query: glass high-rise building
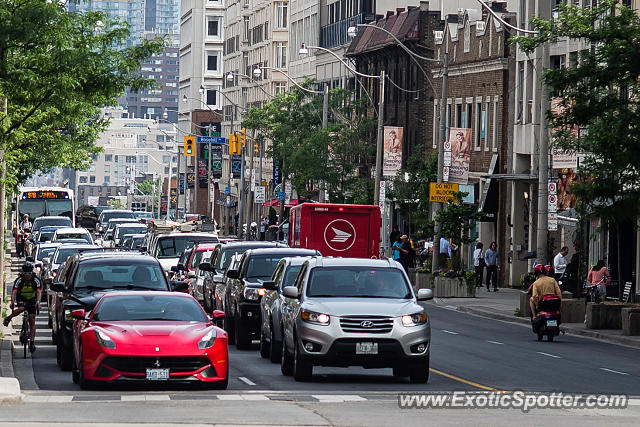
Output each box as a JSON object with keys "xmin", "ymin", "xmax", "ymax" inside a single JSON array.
[{"xmin": 68, "ymin": 0, "xmax": 146, "ymax": 47}]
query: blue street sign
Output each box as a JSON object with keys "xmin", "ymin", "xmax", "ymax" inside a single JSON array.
[
  {"xmin": 278, "ymin": 191, "xmax": 285, "ymax": 201},
  {"xmin": 197, "ymin": 136, "xmax": 226, "ymax": 144},
  {"xmin": 225, "ymin": 186, "xmax": 231, "ymax": 195}
]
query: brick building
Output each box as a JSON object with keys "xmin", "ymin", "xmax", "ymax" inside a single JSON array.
[
  {"xmin": 431, "ymin": 3, "xmax": 515, "ymax": 284},
  {"xmin": 346, "ymin": 2, "xmax": 443, "ymax": 240}
]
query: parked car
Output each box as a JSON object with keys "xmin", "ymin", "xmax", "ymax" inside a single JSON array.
[
  {"xmin": 189, "ymin": 252, "xmax": 213, "ymax": 304},
  {"xmin": 200, "ymin": 241, "xmax": 289, "ymax": 313},
  {"xmin": 32, "ymin": 216, "xmax": 73, "ymax": 233},
  {"xmin": 260, "ymin": 256, "xmax": 312, "ymax": 362},
  {"xmin": 52, "ymin": 227, "xmax": 93, "ymax": 244},
  {"xmin": 100, "ymin": 219, "xmax": 142, "ymax": 247},
  {"xmin": 33, "ymin": 242, "xmax": 63, "ymax": 286},
  {"xmin": 26, "ymin": 226, "xmax": 63, "ymax": 257},
  {"xmin": 212, "ymin": 253, "xmax": 243, "ymax": 322},
  {"xmin": 49, "ymin": 252, "xmax": 188, "ymax": 370},
  {"xmin": 76, "ymin": 205, "xmax": 110, "ymax": 231},
  {"xmin": 224, "ymin": 248, "xmax": 321, "ymax": 349},
  {"xmin": 134, "ymin": 211, "xmax": 154, "ymax": 223},
  {"xmin": 71, "ymin": 292, "xmax": 227, "ymax": 389},
  {"xmin": 42, "ymin": 243, "xmax": 104, "ymax": 291},
  {"xmin": 279, "ymin": 257, "xmax": 433, "ymax": 382},
  {"xmin": 95, "ymin": 210, "xmax": 136, "ymax": 235}
]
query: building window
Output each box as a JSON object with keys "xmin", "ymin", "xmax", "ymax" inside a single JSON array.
[
  {"xmin": 163, "ymin": 155, "xmax": 171, "ymax": 163},
  {"xmin": 465, "ymin": 104, "xmax": 472, "ymax": 128},
  {"xmin": 485, "ymin": 101, "xmax": 491, "ymax": 151},
  {"xmin": 207, "ymin": 52, "xmax": 218, "ymax": 71},
  {"xmin": 275, "ymin": 82, "xmax": 286, "ymax": 95},
  {"xmin": 446, "ymin": 103, "xmax": 452, "ymax": 137},
  {"xmin": 433, "ymin": 100, "xmax": 439, "ymax": 149},
  {"xmin": 456, "ymin": 103, "xmax": 462, "ymax": 128},
  {"xmin": 207, "ymin": 17, "xmax": 220, "ymax": 37},
  {"xmin": 79, "ymin": 176, "xmax": 87, "ymax": 184},
  {"xmin": 104, "ymin": 164, "xmax": 111, "ymax": 174},
  {"xmin": 276, "ymin": 2, "xmax": 288, "ymax": 29},
  {"xmin": 104, "ymin": 176, "xmax": 110, "ymax": 184},
  {"xmin": 517, "ymin": 61, "xmax": 524, "ymax": 123},
  {"xmin": 105, "ymin": 154, "xmax": 112, "ymax": 162},
  {"xmin": 206, "ymin": 89, "xmax": 217, "ymax": 106},
  {"xmin": 493, "ymin": 97, "xmax": 499, "ymax": 151},
  {"xmin": 89, "ymin": 176, "xmax": 96, "ymax": 184},
  {"xmin": 475, "ymin": 102, "xmax": 482, "ymax": 149},
  {"xmin": 244, "ymin": 17, "xmax": 250, "ymax": 41},
  {"xmin": 276, "ymin": 42, "xmax": 287, "ymax": 68}
]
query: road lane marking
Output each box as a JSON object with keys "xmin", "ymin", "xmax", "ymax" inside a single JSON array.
[
  {"xmin": 536, "ymin": 351, "xmax": 561, "ymax": 358},
  {"xmin": 600, "ymin": 367, "xmax": 629, "ymax": 376},
  {"xmin": 429, "ymin": 368, "xmax": 506, "ymax": 393},
  {"xmin": 23, "ymin": 395, "xmax": 73, "ymax": 403},
  {"xmin": 312, "ymin": 395, "xmax": 367, "ymax": 402},
  {"xmin": 216, "ymin": 394, "xmax": 244, "ymax": 400},
  {"xmin": 239, "ymin": 376, "xmax": 256, "ymax": 386},
  {"xmin": 441, "ymin": 330, "xmax": 459, "ymax": 335},
  {"xmin": 241, "ymin": 394, "xmax": 269, "ymax": 401},
  {"xmin": 120, "ymin": 394, "xmax": 170, "ymax": 401},
  {"xmin": 487, "ymin": 340, "xmax": 503, "ymax": 345}
]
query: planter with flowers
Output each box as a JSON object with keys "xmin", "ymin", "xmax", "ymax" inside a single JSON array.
[{"xmin": 432, "ymin": 269, "xmax": 476, "ymax": 298}]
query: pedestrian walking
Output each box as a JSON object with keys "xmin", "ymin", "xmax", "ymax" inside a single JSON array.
[
  {"xmin": 484, "ymin": 241, "xmax": 501, "ymax": 291},
  {"xmin": 260, "ymin": 217, "xmax": 268, "ymax": 241},
  {"xmin": 553, "ymin": 246, "xmax": 569, "ymax": 282},
  {"xmin": 389, "ymin": 226, "xmax": 401, "ymax": 250},
  {"xmin": 587, "ymin": 260, "xmax": 610, "ymax": 302},
  {"xmin": 473, "ymin": 242, "xmax": 485, "ymax": 288},
  {"xmin": 391, "ymin": 237, "xmax": 403, "ymax": 262},
  {"xmin": 398, "ymin": 235, "xmax": 411, "ymax": 272}
]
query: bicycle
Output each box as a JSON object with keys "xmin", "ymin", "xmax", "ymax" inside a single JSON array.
[{"xmin": 18, "ymin": 306, "xmax": 30, "ymax": 359}]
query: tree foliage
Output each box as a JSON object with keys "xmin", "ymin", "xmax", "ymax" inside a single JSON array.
[
  {"xmin": 136, "ymin": 178, "xmax": 161, "ymax": 196},
  {"xmin": 0, "ymin": 0, "xmax": 165, "ymax": 190},
  {"xmin": 388, "ymin": 150, "xmax": 438, "ymax": 237},
  {"xmin": 242, "ymin": 84, "xmax": 375, "ymax": 203},
  {"xmin": 512, "ymin": 0, "xmax": 640, "ymax": 226}
]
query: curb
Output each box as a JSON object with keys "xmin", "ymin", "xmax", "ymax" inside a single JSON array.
[
  {"xmin": 455, "ymin": 306, "xmax": 640, "ymax": 349},
  {"xmin": 0, "ymin": 378, "xmax": 22, "ymax": 404}
]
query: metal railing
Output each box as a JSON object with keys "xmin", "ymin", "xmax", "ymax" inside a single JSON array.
[{"xmin": 320, "ymin": 13, "xmax": 365, "ymax": 49}]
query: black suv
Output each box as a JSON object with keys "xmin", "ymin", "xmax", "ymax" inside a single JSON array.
[
  {"xmin": 199, "ymin": 241, "xmax": 288, "ymax": 313},
  {"xmin": 75, "ymin": 205, "xmax": 110, "ymax": 231},
  {"xmin": 48, "ymin": 252, "xmax": 188, "ymax": 370},
  {"xmin": 224, "ymin": 248, "xmax": 320, "ymax": 349}
]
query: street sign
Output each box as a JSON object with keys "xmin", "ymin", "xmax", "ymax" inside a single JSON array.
[
  {"xmin": 429, "ymin": 182, "xmax": 459, "ymax": 203},
  {"xmin": 197, "ymin": 136, "xmax": 226, "ymax": 144},
  {"xmin": 548, "ymin": 212, "xmax": 558, "ymax": 231},
  {"xmin": 284, "ymin": 180, "xmax": 292, "ymax": 204},
  {"xmin": 443, "ymin": 166, "xmax": 450, "ymax": 182},
  {"xmin": 251, "ymin": 169, "xmax": 256, "ymax": 191},
  {"xmin": 278, "ymin": 191, "xmax": 285, "ymax": 201},
  {"xmin": 225, "ymin": 186, "xmax": 230, "ymax": 195},
  {"xmin": 444, "ymin": 151, "xmax": 452, "ymax": 167},
  {"xmin": 444, "ymin": 141, "xmax": 452, "ymax": 151},
  {"xmin": 548, "ymin": 194, "xmax": 558, "ymax": 212},
  {"xmin": 254, "ymin": 186, "xmax": 266, "ymax": 203},
  {"xmin": 380, "ymin": 180, "xmax": 386, "ymax": 201}
]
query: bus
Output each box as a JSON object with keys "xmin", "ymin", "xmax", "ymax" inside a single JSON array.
[{"xmin": 14, "ymin": 187, "xmax": 75, "ymax": 230}]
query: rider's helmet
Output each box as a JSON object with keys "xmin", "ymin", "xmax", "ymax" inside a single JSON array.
[
  {"xmin": 22, "ymin": 263, "xmax": 34, "ymax": 273},
  {"xmin": 534, "ymin": 264, "xmax": 545, "ymax": 276},
  {"xmin": 544, "ymin": 265, "xmax": 553, "ymax": 275}
]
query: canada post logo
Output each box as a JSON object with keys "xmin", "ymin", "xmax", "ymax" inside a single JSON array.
[{"xmin": 323, "ymin": 219, "xmax": 356, "ymax": 252}]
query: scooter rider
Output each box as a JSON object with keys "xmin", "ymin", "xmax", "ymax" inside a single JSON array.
[
  {"xmin": 529, "ymin": 265, "xmax": 562, "ymax": 319},
  {"xmin": 3, "ymin": 263, "xmax": 42, "ymax": 353}
]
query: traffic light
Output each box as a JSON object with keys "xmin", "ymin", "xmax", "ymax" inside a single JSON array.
[
  {"xmin": 238, "ymin": 128, "xmax": 246, "ymax": 148},
  {"xmin": 254, "ymin": 141, "xmax": 260, "ymax": 154},
  {"xmin": 184, "ymin": 136, "xmax": 195, "ymax": 156},
  {"xmin": 229, "ymin": 133, "xmax": 238, "ymax": 155}
]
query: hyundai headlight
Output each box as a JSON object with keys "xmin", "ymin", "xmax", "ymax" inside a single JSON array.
[
  {"xmin": 94, "ymin": 329, "xmax": 116, "ymax": 349},
  {"xmin": 401, "ymin": 312, "xmax": 428, "ymax": 326},
  {"xmin": 301, "ymin": 310, "xmax": 330, "ymax": 325},
  {"xmin": 198, "ymin": 329, "xmax": 216, "ymax": 349}
]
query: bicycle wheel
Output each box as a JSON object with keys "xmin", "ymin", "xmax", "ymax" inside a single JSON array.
[{"xmin": 23, "ymin": 318, "xmax": 29, "ymax": 359}]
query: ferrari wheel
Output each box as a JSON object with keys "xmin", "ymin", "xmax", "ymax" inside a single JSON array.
[{"xmin": 77, "ymin": 345, "xmax": 97, "ymax": 390}]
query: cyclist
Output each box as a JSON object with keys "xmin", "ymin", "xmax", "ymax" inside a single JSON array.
[{"xmin": 3, "ymin": 263, "xmax": 42, "ymax": 353}]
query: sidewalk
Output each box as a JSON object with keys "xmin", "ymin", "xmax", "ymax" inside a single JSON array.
[
  {"xmin": 431, "ymin": 288, "xmax": 640, "ymax": 349},
  {"xmin": 1, "ymin": 246, "xmax": 23, "ymax": 404}
]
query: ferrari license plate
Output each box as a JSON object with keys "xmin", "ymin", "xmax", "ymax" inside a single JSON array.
[
  {"xmin": 146, "ymin": 368, "xmax": 169, "ymax": 380},
  {"xmin": 547, "ymin": 320, "xmax": 558, "ymax": 327},
  {"xmin": 355, "ymin": 342, "xmax": 378, "ymax": 355}
]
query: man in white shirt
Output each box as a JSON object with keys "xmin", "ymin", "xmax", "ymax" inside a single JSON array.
[
  {"xmin": 473, "ymin": 242, "xmax": 484, "ymax": 287},
  {"xmin": 553, "ymin": 246, "xmax": 569, "ymax": 282}
]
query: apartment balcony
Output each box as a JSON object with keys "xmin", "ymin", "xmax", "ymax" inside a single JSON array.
[{"xmin": 320, "ymin": 13, "xmax": 366, "ymax": 50}]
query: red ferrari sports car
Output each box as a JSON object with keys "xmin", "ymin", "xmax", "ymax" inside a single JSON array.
[{"xmin": 71, "ymin": 291, "xmax": 228, "ymax": 389}]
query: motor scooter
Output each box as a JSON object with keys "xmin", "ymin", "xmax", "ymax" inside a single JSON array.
[{"xmin": 532, "ymin": 295, "xmax": 561, "ymax": 342}]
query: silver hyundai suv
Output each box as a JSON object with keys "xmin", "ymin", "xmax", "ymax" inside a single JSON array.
[{"xmin": 280, "ymin": 257, "xmax": 433, "ymax": 383}]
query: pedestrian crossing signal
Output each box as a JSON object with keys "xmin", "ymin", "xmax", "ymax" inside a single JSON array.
[{"xmin": 184, "ymin": 136, "xmax": 195, "ymax": 156}]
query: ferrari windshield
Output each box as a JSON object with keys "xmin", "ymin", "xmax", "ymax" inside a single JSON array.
[
  {"xmin": 73, "ymin": 259, "xmax": 168, "ymax": 291},
  {"xmin": 93, "ymin": 294, "xmax": 207, "ymax": 322}
]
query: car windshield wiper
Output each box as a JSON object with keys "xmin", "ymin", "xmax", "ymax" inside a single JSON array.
[
  {"xmin": 76, "ymin": 285, "xmax": 113, "ymax": 291},
  {"xmin": 111, "ymin": 284, "xmax": 163, "ymax": 290}
]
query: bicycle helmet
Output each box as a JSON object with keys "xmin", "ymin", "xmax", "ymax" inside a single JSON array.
[
  {"xmin": 22, "ymin": 263, "xmax": 34, "ymax": 273},
  {"xmin": 544, "ymin": 265, "xmax": 553, "ymax": 275}
]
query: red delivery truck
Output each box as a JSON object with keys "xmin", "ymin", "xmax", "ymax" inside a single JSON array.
[{"xmin": 288, "ymin": 203, "xmax": 381, "ymax": 258}]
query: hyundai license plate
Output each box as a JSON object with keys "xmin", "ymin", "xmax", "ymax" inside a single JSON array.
[
  {"xmin": 546, "ymin": 320, "xmax": 558, "ymax": 327},
  {"xmin": 355, "ymin": 342, "xmax": 378, "ymax": 355},
  {"xmin": 146, "ymin": 368, "xmax": 169, "ymax": 380}
]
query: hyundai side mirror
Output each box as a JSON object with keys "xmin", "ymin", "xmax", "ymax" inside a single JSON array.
[
  {"xmin": 282, "ymin": 286, "xmax": 299, "ymax": 299},
  {"xmin": 50, "ymin": 282, "xmax": 66, "ymax": 293},
  {"xmin": 199, "ymin": 262, "xmax": 213, "ymax": 272},
  {"xmin": 417, "ymin": 288, "xmax": 434, "ymax": 301}
]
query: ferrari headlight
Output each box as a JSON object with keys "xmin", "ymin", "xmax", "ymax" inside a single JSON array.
[
  {"xmin": 243, "ymin": 287, "xmax": 263, "ymax": 300},
  {"xmin": 94, "ymin": 329, "xmax": 116, "ymax": 349},
  {"xmin": 198, "ymin": 329, "xmax": 216, "ymax": 349},
  {"xmin": 301, "ymin": 310, "xmax": 330, "ymax": 325},
  {"xmin": 401, "ymin": 312, "xmax": 428, "ymax": 326}
]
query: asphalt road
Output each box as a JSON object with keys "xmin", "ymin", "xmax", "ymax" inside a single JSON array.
[{"xmin": 4, "ymin": 293, "xmax": 640, "ymax": 426}]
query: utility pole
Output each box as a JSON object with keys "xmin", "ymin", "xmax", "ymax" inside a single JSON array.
[
  {"xmin": 536, "ymin": 43, "xmax": 551, "ymax": 264},
  {"xmin": 373, "ymin": 70, "xmax": 386, "ymax": 208},
  {"xmin": 432, "ymin": 53, "xmax": 448, "ymax": 271},
  {"xmin": 193, "ymin": 127, "xmax": 198, "ymax": 217},
  {"xmin": 207, "ymin": 125, "xmax": 213, "ymax": 221},
  {"xmin": 0, "ymin": 97, "xmax": 6, "ymax": 298},
  {"xmin": 227, "ymin": 112, "xmax": 234, "ymax": 236}
]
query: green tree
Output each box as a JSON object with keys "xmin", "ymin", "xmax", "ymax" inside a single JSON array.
[
  {"xmin": 388, "ymin": 151, "xmax": 438, "ymax": 237},
  {"xmin": 107, "ymin": 199, "xmax": 125, "ymax": 210},
  {"xmin": 512, "ymin": 0, "xmax": 640, "ymax": 288},
  {"xmin": 136, "ymin": 179, "xmax": 161, "ymax": 196},
  {"xmin": 0, "ymin": 1, "xmax": 165, "ymax": 190},
  {"xmin": 436, "ymin": 192, "xmax": 486, "ymax": 271}
]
